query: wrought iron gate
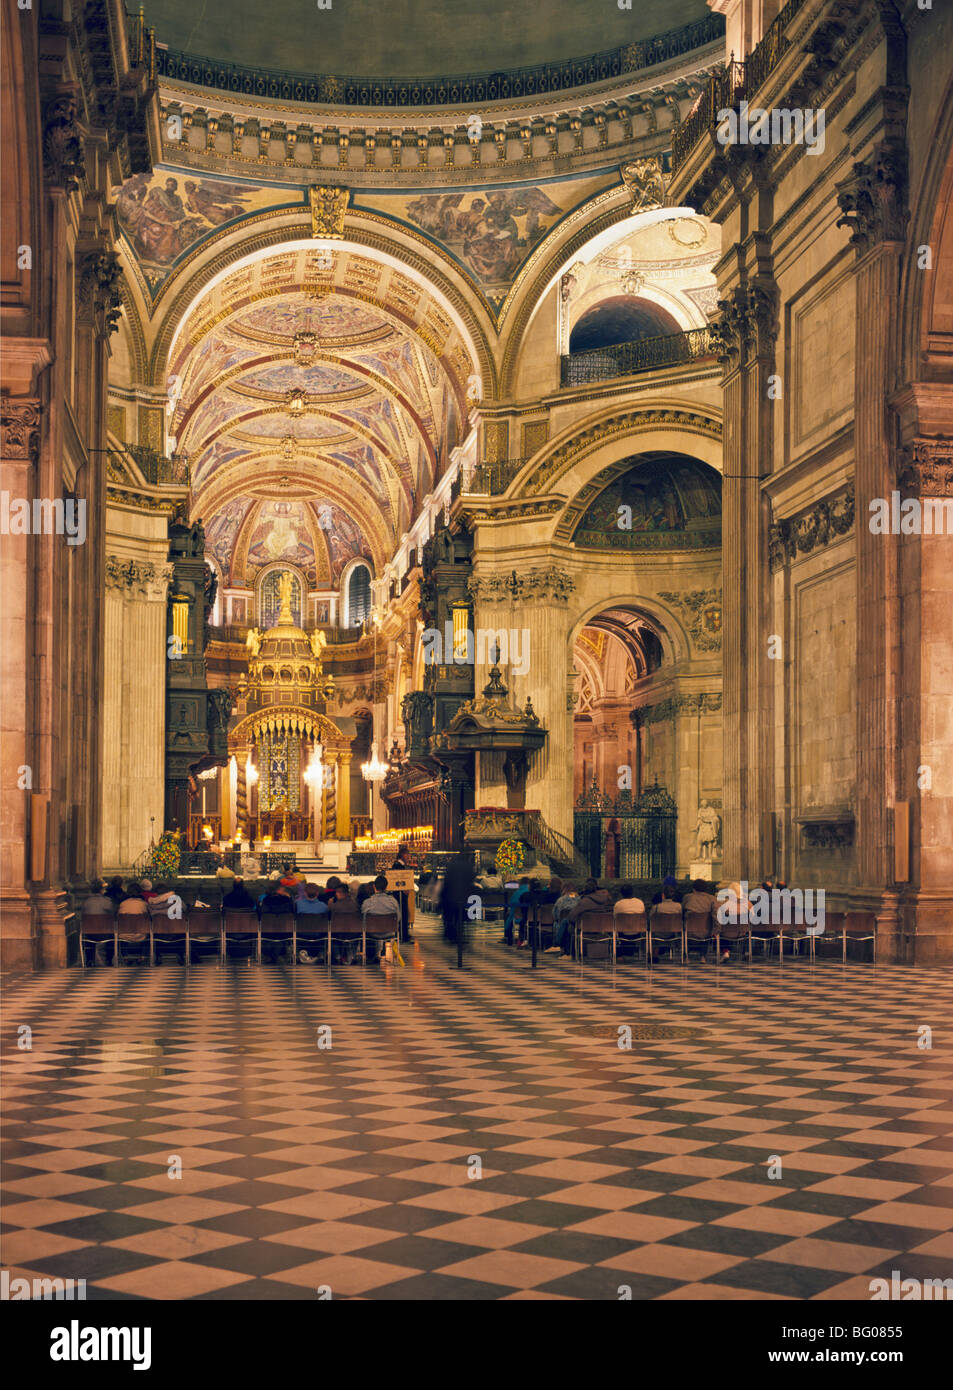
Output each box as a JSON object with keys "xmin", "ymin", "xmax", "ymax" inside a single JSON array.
[{"xmin": 573, "ymin": 780, "xmax": 677, "ymax": 881}]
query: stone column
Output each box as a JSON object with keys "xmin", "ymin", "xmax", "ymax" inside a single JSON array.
[
  {"xmin": 837, "ymin": 146, "xmax": 907, "ymax": 948},
  {"xmin": 324, "ymin": 751, "xmax": 338, "ymax": 839},
  {"xmin": 0, "ymin": 400, "xmax": 42, "ymax": 970},
  {"xmin": 336, "ymin": 752, "xmax": 352, "ymax": 839},
  {"xmin": 716, "ymin": 282, "xmax": 778, "ymax": 879},
  {"xmin": 101, "ymin": 559, "xmax": 172, "ymax": 868}
]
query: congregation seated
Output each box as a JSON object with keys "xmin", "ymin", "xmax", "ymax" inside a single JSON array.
[
  {"xmin": 259, "ymin": 883, "xmax": 294, "ymax": 962},
  {"xmin": 569, "ymin": 878, "xmax": 612, "ymax": 921},
  {"xmin": 360, "ymin": 874, "xmax": 401, "ymax": 964}
]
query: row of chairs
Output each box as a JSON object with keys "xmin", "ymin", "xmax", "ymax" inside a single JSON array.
[
  {"xmin": 79, "ymin": 907, "xmax": 399, "ymax": 966},
  {"xmin": 519, "ymin": 906, "xmax": 876, "ymax": 965}
]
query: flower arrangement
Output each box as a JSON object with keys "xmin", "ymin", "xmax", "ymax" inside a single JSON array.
[
  {"xmin": 151, "ymin": 831, "xmax": 181, "ymax": 879},
  {"xmin": 495, "ymin": 838, "xmax": 525, "ymax": 876}
]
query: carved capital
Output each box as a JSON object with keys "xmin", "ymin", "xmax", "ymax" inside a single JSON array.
[
  {"xmin": 897, "ymin": 439, "xmax": 953, "ymax": 497},
  {"xmin": 0, "ymin": 401, "xmax": 42, "ymax": 461},
  {"xmin": 105, "ymin": 557, "xmax": 174, "ymax": 601},
  {"xmin": 620, "ymin": 156, "xmax": 666, "ymax": 212},
  {"xmin": 714, "ymin": 283, "xmax": 779, "ymax": 363},
  {"xmin": 468, "ymin": 567, "xmax": 575, "ymax": 604},
  {"xmin": 836, "ymin": 145, "xmax": 908, "ymax": 257}
]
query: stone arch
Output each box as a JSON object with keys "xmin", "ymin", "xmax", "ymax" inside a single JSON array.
[
  {"xmin": 900, "ymin": 71, "xmax": 953, "ymax": 382},
  {"xmin": 145, "ymin": 216, "xmax": 497, "ymax": 398},
  {"xmin": 512, "ymin": 399, "xmax": 723, "ymax": 505}
]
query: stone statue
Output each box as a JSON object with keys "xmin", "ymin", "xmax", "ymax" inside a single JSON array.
[
  {"xmin": 245, "ymin": 627, "xmax": 263, "ymax": 657},
  {"xmin": 309, "ymin": 628, "xmax": 327, "ymax": 661},
  {"xmin": 694, "ymin": 800, "xmax": 721, "ymax": 860}
]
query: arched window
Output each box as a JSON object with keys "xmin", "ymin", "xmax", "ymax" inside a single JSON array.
[
  {"xmin": 344, "ymin": 562, "xmax": 372, "ymax": 628},
  {"xmin": 569, "ymin": 296, "xmax": 681, "ymax": 353}
]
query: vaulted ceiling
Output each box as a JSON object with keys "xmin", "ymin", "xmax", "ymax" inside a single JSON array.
[{"xmin": 168, "ymin": 244, "xmax": 470, "ymax": 588}]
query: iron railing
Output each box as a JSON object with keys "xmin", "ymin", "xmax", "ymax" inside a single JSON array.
[
  {"xmin": 110, "ymin": 446, "xmax": 190, "ymax": 487},
  {"xmin": 459, "ymin": 458, "xmax": 527, "ymax": 497},
  {"xmin": 153, "ymin": 14, "xmax": 724, "ymax": 108},
  {"xmin": 671, "ymin": 0, "xmax": 808, "ymax": 172},
  {"xmin": 561, "ymin": 326, "xmax": 716, "ymax": 388}
]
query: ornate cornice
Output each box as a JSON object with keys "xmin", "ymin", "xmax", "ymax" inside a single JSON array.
[
  {"xmin": 639, "ymin": 691, "xmax": 723, "ymax": 725},
  {"xmin": 836, "ymin": 143, "xmax": 909, "ymax": 257},
  {"xmin": 656, "ymin": 588, "xmax": 723, "ymax": 652},
  {"xmin": 468, "ymin": 566, "xmax": 575, "ymax": 603},
  {"xmin": 459, "ymin": 498, "xmax": 564, "ymax": 524},
  {"xmin": 0, "ymin": 401, "xmax": 42, "ymax": 462},
  {"xmin": 769, "ymin": 485, "xmax": 855, "ymax": 572},
  {"xmin": 897, "ymin": 439, "xmax": 953, "ymax": 498},
  {"xmin": 105, "ymin": 557, "xmax": 174, "ymax": 600},
  {"xmin": 527, "ymin": 407, "xmax": 722, "ymax": 496}
]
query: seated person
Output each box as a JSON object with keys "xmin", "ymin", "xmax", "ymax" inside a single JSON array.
[
  {"xmin": 651, "ymin": 875, "xmax": 683, "ymax": 906},
  {"xmin": 650, "ymin": 888, "xmax": 683, "ymax": 960},
  {"xmin": 296, "ymin": 883, "xmax": 331, "ymax": 964},
  {"xmin": 714, "ymin": 880, "xmax": 753, "ymax": 962},
  {"xmin": 259, "ymin": 884, "xmax": 294, "ymax": 962},
  {"xmin": 116, "ymin": 882, "xmax": 149, "ymax": 962},
  {"xmin": 222, "ymin": 877, "xmax": 255, "ymax": 911},
  {"xmin": 356, "ymin": 881, "xmax": 373, "ymax": 909},
  {"xmin": 569, "ymin": 878, "xmax": 612, "ymax": 921},
  {"xmin": 105, "ymin": 875, "xmax": 125, "ymax": 905},
  {"xmin": 524, "ymin": 876, "xmax": 561, "ymax": 949},
  {"xmin": 547, "ymin": 882, "xmax": 578, "ymax": 954},
  {"xmin": 320, "ymin": 875, "xmax": 341, "ymax": 906},
  {"xmin": 503, "ymin": 876, "xmax": 531, "ymax": 946},
  {"xmin": 683, "ymin": 879, "xmax": 717, "ymax": 917},
  {"xmin": 139, "ymin": 878, "xmax": 157, "ymax": 901},
  {"xmin": 614, "ymin": 885, "xmax": 646, "ymax": 916},
  {"xmin": 360, "ymin": 874, "xmax": 400, "ymax": 963},
  {"xmin": 82, "ymin": 879, "xmax": 115, "ymax": 965},
  {"xmin": 328, "ymin": 884, "xmax": 361, "ymax": 963}
]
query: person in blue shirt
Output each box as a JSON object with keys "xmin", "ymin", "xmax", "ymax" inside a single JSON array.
[{"xmin": 296, "ymin": 882, "xmax": 330, "ymax": 964}]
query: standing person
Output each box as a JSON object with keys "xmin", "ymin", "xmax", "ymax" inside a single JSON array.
[
  {"xmin": 503, "ymin": 877, "xmax": 531, "ymax": 946},
  {"xmin": 442, "ymin": 850, "xmax": 476, "ymax": 944},
  {"xmin": 390, "ymin": 842, "xmax": 415, "ymax": 943}
]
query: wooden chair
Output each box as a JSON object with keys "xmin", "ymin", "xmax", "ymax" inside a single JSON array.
[
  {"xmin": 714, "ymin": 913, "xmax": 750, "ymax": 962},
  {"xmin": 79, "ymin": 913, "xmax": 117, "ymax": 967},
  {"xmin": 845, "ymin": 909, "xmax": 877, "ymax": 963},
  {"xmin": 575, "ymin": 910, "xmax": 617, "ymax": 964},
  {"xmin": 149, "ymin": 905, "xmax": 189, "ymax": 964},
  {"xmin": 684, "ymin": 909, "xmax": 713, "ymax": 960},
  {"xmin": 362, "ymin": 910, "xmax": 400, "ymax": 962},
  {"xmin": 648, "ymin": 909, "xmax": 685, "ymax": 963},
  {"xmin": 260, "ymin": 911, "xmax": 295, "ymax": 963},
  {"xmin": 223, "ymin": 909, "xmax": 259, "ymax": 960},
  {"xmin": 114, "ymin": 910, "xmax": 151, "ymax": 966},
  {"xmin": 328, "ymin": 910, "xmax": 364, "ymax": 964},
  {"xmin": 187, "ymin": 906, "xmax": 223, "ymax": 964},
  {"xmin": 614, "ymin": 910, "xmax": 649, "ymax": 964},
  {"xmin": 749, "ymin": 917, "xmax": 782, "ymax": 962},
  {"xmin": 533, "ymin": 903, "xmax": 555, "ymax": 950}
]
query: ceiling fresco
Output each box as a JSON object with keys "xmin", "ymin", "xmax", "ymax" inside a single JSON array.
[{"xmin": 168, "ymin": 254, "xmax": 469, "ymax": 591}]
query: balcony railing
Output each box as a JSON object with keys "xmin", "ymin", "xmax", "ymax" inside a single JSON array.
[
  {"xmin": 458, "ymin": 458, "xmax": 527, "ymax": 497},
  {"xmin": 671, "ymin": 0, "xmax": 807, "ymax": 173},
  {"xmin": 560, "ymin": 326, "xmax": 716, "ymax": 388},
  {"xmin": 109, "ymin": 447, "xmax": 190, "ymax": 487},
  {"xmin": 153, "ymin": 14, "xmax": 724, "ymax": 109}
]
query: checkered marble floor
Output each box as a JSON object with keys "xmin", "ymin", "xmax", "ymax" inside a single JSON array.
[{"xmin": 3, "ymin": 921, "xmax": 952, "ymax": 1301}]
